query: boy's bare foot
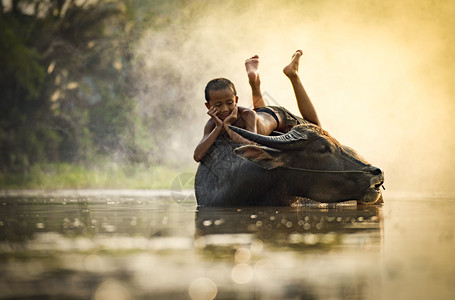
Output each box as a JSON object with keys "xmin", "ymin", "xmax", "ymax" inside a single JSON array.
[
  {"xmin": 245, "ymin": 55, "xmax": 260, "ymax": 86},
  {"xmin": 283, "ymin": 50, "xmax": 303, "ymax": 78}
]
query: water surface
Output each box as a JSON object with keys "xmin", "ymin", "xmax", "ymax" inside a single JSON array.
[{"xmin": 0, "ymin": 190, "xmax": 454, "ymax": 299}]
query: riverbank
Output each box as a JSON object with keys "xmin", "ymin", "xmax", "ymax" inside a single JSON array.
[{"xmin": 0, "ymin": 163, "xmax": 195, "ymax": 190}]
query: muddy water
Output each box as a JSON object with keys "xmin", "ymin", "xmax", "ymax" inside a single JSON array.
[{"xmin": 0, "ymin": 190, "xmax": 454, "ymax": 300}]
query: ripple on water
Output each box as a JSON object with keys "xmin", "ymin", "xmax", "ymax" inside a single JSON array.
[{"xmin": 0, "ymin": 191, "xmax": 454, "ymax": 299}]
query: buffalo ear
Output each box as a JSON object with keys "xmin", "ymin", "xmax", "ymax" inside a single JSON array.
[{"xmin": 234, "ymin": 145, "xmax": 284, "ymax": 170}]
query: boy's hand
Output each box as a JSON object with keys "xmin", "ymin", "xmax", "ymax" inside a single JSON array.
[
  {"xmin": 223, "ymin": 106, "xmax": 238, "ymax": 126},
  {"xmin": 207, "ymin": 107, "xmax": 223, "ymax": 127}
]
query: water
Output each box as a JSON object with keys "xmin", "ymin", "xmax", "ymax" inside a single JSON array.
[{"xmin": 0, "ymin": 190, "xmax": 454, "ymax": 300}]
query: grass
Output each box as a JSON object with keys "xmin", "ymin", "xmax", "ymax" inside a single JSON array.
[{"xmin": 0, "ymin": 162, "xmax": 196, "ymax": 190}]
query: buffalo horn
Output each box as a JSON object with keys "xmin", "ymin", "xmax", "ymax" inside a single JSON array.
[{"xmin": 229, "ymin": 125, "xmax": 307, "ymax": 149}]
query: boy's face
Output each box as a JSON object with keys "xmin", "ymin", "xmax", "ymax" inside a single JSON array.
[{"xmin": 205, "ymin": 88, "xmax": 239, "ymax": 120}]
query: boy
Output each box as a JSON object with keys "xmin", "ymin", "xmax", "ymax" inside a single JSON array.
[{"xmin": 193, "ymin": 50, "xmax": 320, "ymax": 162}]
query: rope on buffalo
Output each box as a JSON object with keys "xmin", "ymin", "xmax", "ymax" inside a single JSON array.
[
  {"xmin": 282, "ymin": 166, "xmax": 386, "ymax": 190},
  {"xmin": 283, "ymin": 166, "xmax": 370, "ymax": 174}
]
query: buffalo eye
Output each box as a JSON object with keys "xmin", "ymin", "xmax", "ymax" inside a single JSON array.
[{"xmin": 316, "ymin": 145, "xmax": 331, "ymax": 154}]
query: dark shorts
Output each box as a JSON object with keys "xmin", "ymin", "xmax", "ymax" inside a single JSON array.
[{"xmin": 255, "ymin": 106, "xmax": 309, "ymax": 133}]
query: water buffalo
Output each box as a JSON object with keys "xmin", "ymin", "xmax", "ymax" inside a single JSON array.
[{"xmin": 194, "ymin": 123, "xmax": 384, "ymax": 207}]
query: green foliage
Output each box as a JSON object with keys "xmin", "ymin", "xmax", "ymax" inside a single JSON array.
[
  {"xmin": 0, "ymin": 161, "xmax": 194, "ymax": 189},
  {"xmin": 0, "ymin": 16, "xmax": 45, "ymax": 100},
  {"xmin": 0, "ymin": 0, "xmax": 159, "ymax": 179}
]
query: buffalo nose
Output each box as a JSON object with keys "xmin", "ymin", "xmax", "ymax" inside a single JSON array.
[{"xmin": 368, "ymin": 167, "xmax": 382, "ymax": 176}]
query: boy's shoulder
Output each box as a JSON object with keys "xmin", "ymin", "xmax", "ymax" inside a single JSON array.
[
  {"xmin": 238, "ymin": 106, "xmax": 258, "ymax": 120},
  {"xmin": 237, "ymin": 105, "xmax": 253, "ymax": 113},
  {"xmin": 237, "ymin": 106, "xmax": 256, "ymax": 115}
]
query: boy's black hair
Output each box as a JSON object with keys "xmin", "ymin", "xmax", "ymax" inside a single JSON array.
[{"xmin": 204, "ymin": 78, "xmax": 237, "ymax": 103}]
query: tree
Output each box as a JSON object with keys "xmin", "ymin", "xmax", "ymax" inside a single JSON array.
[{"xmin": 0, "ymin": 0, "xmax": 150, "ymax": 173}]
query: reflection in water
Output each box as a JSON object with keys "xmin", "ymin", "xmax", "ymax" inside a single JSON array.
[
  {"xmin": 0, "ymin": 194, "xmax": 197, "ymax": 300},
  {"xmin": 196, "ymin": 205, "xmax": 382, "ymax": 251},
  {"xmin": 1, "ymin": 192, "xmax": 454, "ymax": 299},
  {"xmin": 0, "ymin": 194, "xmax": 383, "ymax": 299},
  {"xmin": 194, "ymin": 205, "xmax": 383, "ymax": 299}
]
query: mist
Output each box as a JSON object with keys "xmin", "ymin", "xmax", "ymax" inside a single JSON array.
[{"xmin": 136, "ymin": 0, "xmax": 455, "ymax": 194}]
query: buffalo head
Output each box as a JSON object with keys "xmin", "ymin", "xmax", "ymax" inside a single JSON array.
[{"xmin": 229, "ymin": 124, "xmax": 384, "ymax": 204}]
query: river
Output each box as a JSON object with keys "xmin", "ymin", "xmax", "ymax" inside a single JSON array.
[{"xmin": 0, "ymin": 190, "xmax": 454, "ymax": 300}]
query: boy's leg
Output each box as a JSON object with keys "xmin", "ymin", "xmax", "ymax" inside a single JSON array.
[
  {"xmin": 245, "ymin": 55, "xmax": 266, "ymax": 109},
  {"xmin": 283, "ymin": 50, "xmax": 321, "ymax": 127}
]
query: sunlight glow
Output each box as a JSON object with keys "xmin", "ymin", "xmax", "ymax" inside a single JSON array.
[{"xmin": 136, "ymin": 0, "xmax": 455, "ymax": 193}]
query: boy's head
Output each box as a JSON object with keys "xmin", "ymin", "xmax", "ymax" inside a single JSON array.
[
  {"xmin": 204, "ymin": 78, "xmax": 239, "ymax": 120},
  {"xmin": 204, "ymin": 78, "xmax": 237, "ymax": 103}
]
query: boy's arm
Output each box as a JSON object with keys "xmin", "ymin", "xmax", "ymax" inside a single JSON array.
[
  {"xmin": 194, "ymin": 108, "xmax": 259, "ymax": 162},
  {"xmin": 223, "ymin": 107, "xmax": 258, "ymax": 144},
  {"xmin": 193, "ymin": 120, "xmax": 223, "ymax": 162}
]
